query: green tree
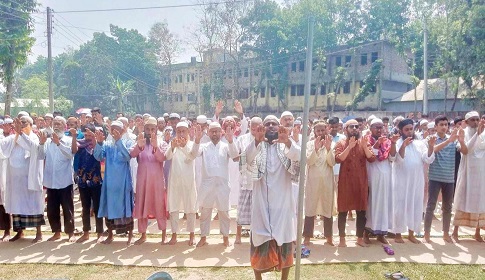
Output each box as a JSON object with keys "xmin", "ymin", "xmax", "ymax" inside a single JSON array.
[{"xmin": 0, "ymin": 0, "xmax": 38, "ymax": 115}]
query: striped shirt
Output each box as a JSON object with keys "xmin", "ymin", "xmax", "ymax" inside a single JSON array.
[{"xmin": 428, "ymin": 134, "xmax": 457, "ymax": 183}]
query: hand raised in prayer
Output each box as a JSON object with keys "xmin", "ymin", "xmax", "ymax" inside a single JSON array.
[
  {"xmin": 275, "ymin": 126, "xmax": 291, "ymax": 147},
  {"xmin": 323, "ymin": 135, "xmax": 333, "ymax": 151},
  {"xmin": 84, "ymin": 129, "xmax": 95, "ymax": 139},
  {"xmin": 402, "ymin": 137, "xmax": 413, "ymax": 147},
  {"xmin": 360, "ymin": 135, "xmax": 369, "ymax": 150},
  {"xmin": 225, "ymin": 126, "xmax": 234, "ymax": 143},
  {"xmin": 292, "ymin": 126, "xmax": 300, "ymax": 142},
  {"xmin": 314, "ymin": 136, "xmax": 324, "ymax": 151},
  {"xmin": 164, "ymin": 129, "xmax": 171, "ymax": 142},
  {"xmin": 428, "ymin": 135, "xmax": 437, "ymax": 147},
  {"xmin": 95, "ymin": 130, "xmax": 105, "ymax": 144},
  {"xmin": 215, "ymin": 100, "xmax": 224, "ymax": 116},
  {"xmin": 254, "ymin": 124, "xmax": 266, "ymax": 144},
  {"xmin": 151, "ymin": 132, "xmax": 158, "ymax": 148},
  {"xmin": 111, "ymin": 129, "xmax": 122, "ymax": 141},
  {"xmin": 52, "ymin": 132, "xmax": 61, "ymax": 145},
  {"xmin": 478, "ymin": 119, "xmax": 485, "ymax": 135},
  {"xmin": 348, "ymin": 136, "xmax": 357, "ymax": 149},
  {"xmin": 390, "ymin": 133, "xmax": 400, "ymax": 144},
  {"xmin": 136, "ymin": 133, "xmax": 145, "ymax": 150},
  {"xmin": 69, "ymin": 128, "xmax": 78, "ymax": 138},
  {"xmin": 38, "ymin": 131, "xmax": 48, "ymax": 145},
  {"xmin": 194, "ymin": 124, "xmax": 203, "ymax": 144},
  {"xmin": 449, "ymin": 127, "xmax": 459, "ymax": 142},
  {"xmin": 179, "ymin": 136, "xmax": 188, "ymax": 147},
  {"xmin": 13, "ymin": 118, "xmax": 22, "ymax": 134},
  {"xmin": 458, "ymin": 127, "xmax": 465, "ymax": 142},
  {"xmin": 234, "ymin": 100, "xmax": 244, "ymax": 115},
  {"xmin": 374, "ymin": 136, "xmax": 387, "ymax": 149}
]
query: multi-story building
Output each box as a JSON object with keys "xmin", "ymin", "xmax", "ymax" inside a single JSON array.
[{"xmin": 159, "ymin": 40, "xmax": 413, "ymax": 116}]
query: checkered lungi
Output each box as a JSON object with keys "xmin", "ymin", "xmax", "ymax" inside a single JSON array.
[
  {"xmin": 105, "ymin": 217, "xmax": 134, "ymax": 234},
  {"xmin": 12, "ymin": 214, "xmax": 46, "ymax": 232},
  {"xmin": 237, "ymin": 189, "xmax": 252, "ymax": 226}
]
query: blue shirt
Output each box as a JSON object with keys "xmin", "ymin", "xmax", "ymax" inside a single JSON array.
[
  {"xmin": 76, "ymin": 147, "xmax": 102, "ymax": 188},
  {"xmin": 428, "ymin": 134, "xmax": 456, "ymax": 183}
]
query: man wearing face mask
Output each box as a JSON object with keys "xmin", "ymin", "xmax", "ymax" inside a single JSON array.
[
  {"xmin": 130, "ymin": 117, "xmax": 168, "ymax": 245},
  {"xmin": 245, "ymin": 115, "xmax": 300, "ymax": 280},
  {"xmin": 38, "ymin": 116, "xmax": 78, "ymax": 242},
  {"xmin": 0, "ymin": 116, "xmax": 45, "ymax": 243},
  {"xmin": 391, "ymin": 118, "xmax": 436, "ymax": 244}
]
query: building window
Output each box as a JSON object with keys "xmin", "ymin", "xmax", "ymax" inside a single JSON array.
[
  {"xmin": 299, "ymin": 61, "xmax": 305, "ymax": 72},
  {"xmin": 240, "ymin": 88, "xmax": 249, "ymax": 99},
  {"xmin": 237, "ymin": 69, "xmax": 242, "ymax": 78},
  {"xmin": 191, "ymin": 74, "xmax": 195, "ymax": 81},
  {"xmin": 187, "ymin": 74, "xmax": 190, "ymax": 83},
  {"xmin": 336, "ymin": 56, "xmax": 342, "ymax": 67},
  {"xmin": 291, "ymin": 62, "xmax": 297, "ymax": 72},
  {"xmin": 361, "ymin": 53, "xmax": 367, "ymax": 65},
  {"xmin": 270, "ymin": 87, "xmax": 276, "ymax": 97},
  {"xmin": 297, "ymin": 85, "xmax": 305, "ymax": 96},
  {"xmin": 260, "ymin": 87, "xmax": 266, "ymax": 98},
  {"xmin": 244, "ymin": 68, "xmax": 249, "ymax": 77},
  {"xmin": 178, "ymin": 75, "xmax": 183, "ymax": 83},
  {"xmin": 320, "ymin": 85, "xmax": 326, "ymax": 95},
  {"xmin": 290, "ymin": 85, "xmax": 297, "ymax": 96},
  {"xmin": 371, "ymin": 52, "xmax": 378, "ymax": 63},
  {"xmin": 343, "ymin": 82, "xmax": 351, "ymax": 94},
  {"xmin": 311, "ymin": 86, "xmax": 316, "ymax": 96},
  {"xmin": 345, "ymin": 55, "xmax": 351, "ymax": 67}
]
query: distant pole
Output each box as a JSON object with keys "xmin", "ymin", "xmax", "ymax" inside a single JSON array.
[
  {"xmin": 295, "ymin": 16, "xmax": 314, "ymax": 280},
  {"xmin": 423, "ymin": 17, "xmax": 428, "ymax": 115},
  {"xmin": 47, "ymin": 7, "xmax": 54, "ymax": 112}
]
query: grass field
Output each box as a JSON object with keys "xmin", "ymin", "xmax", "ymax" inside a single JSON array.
[{"xmin": 0, "ymin": 263, "xmax": 484, "ymax": 280}]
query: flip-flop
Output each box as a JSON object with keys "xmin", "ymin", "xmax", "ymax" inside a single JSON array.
[
  {"xmin": 383, "ymin": 245, "xmax": 395, "ymax": 255},
  {"xmin": 384, "ymin": 271, "xmax": 409, "ymax": 279}
]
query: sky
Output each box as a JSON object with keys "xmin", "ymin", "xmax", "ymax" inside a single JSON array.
[{"xmin": 30, "ymin": 0, "xmax": 205, "ymax": 63}]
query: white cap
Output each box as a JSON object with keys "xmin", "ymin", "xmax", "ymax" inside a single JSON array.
[
  {"xmin": 143, "ymin": 113, "xmax": 151, "ymax": 118},
  {"xmin": 0, "ymin": 119, "xmax": 4, "ymax": 125},
  {"xmin": 17, "ymin": 111, "xmax": 29, "ymax": 117},
  {"xmin": 367, "ymin": 115, "xmax": 377, "ymax": 122},
  {"xmin": 370, "ymin": 118, "xmax": 383, "ymax": 126},
  {"xmin": 54, "ymin": 116, "xmax": 66, "ymax": 124},
  {"xmin": 181, "ymin": 117, "xmax": 187, "ymax": 121},
  {"xmin": 294, "ymin": 119, "xmax": 302, "ymax": 125},
  {"xmin": 145, "ymin": 117, "xmax": 157, "ymax": 126},
  {"xmin": 4, "ymin": 118, "xmax": 13, "ymax": 124},
  {"xmin": 21, "ymin": 115, "xmax": 33, "ymax": 125},
  {"xmin": 419, "ymin": 119, "xmax": 429, "ymax": 126},
  {"xmin": 465, "ymin": 111, "xmax": 479, "ymax": 120},
  {"xmin": 209, "ymin": 122, "xmax": 221, "ymax": 130},
  {"xmin": 157, "ymin": 117, "xmax": 165, "ymax": 122},
  {"xmin": 176, "ymin": 121, "xmax": 189, "ymax": 129},
  {"xmin": 427, "ymin": 122, "xmax": 435, "ymax": 129},
  {"xmin": 111, "ymin": 120, "xmax": 124, "ymax": 129},
  {"xmin": 169, "ymin": 113, "xmax": 180, "ymax": 119},
  {"xmin": 280, "ymin": 111, "xmax": 293, "ymax": 118},
  {"xmin": 250, "ymin": 116, "xmax": 262, "ymax": 124},
  {"xmin": 263, "ymin": 115, "xmax": 279, "ymax": 125},
  {"xmin": 117, "ymin": 117, "xmax": 129, "ymax": 124},
  {"xmin": 86, "ymin": 113, "xmax": 92, "ymax": 118},
  {"xmin": 45, "ymin": 113, "xmax": 54, "ymax": 119},
  {"xmin": 196, "ymin": 115, "xmax": 207, "ymax": 124},
  {"xmin": 163, "ymin": 113, "xmax": 169, "ymax": 117},
  {"xmin": 80, "ymin": 108, "xmax": 91, "ymax": 115}
]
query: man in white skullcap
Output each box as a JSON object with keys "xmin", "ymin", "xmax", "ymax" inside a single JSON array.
[
  {"xmin": 452, "ymin": 111, "xmax": 485, "ymax": 242},
  {"xmin": 234, "ymin": 116, "xmax": 262, "ymax": 244},
  {"xmin": 43, "ymin": 113, "xmax": 54, "ymax": 137},
  {"xmin": 94, "ymin": 120, "xmax": 135, "ymax": 245},
  {"xmin": 0, "ymin": 118, "xmax": 11, "ymax": 241},
  {"xmin": 245, "ymin": 114, "xmax": 300, "ymax": 279},
  {"xmin": 0, "ymin": 116, "xmax": 45, "ymax": 242},
  {"xmin": 130, "ymin": 117, "xmax": 168, "ymax": 245},
  {"xmin": 190, "ymin": 121, "xmax": 239, "ymax": 247},
  {"xmin": 38, "ymin": 116, "xmax": 78, "ymax": 242},
  {"xmin": 194, "ymin": 115, "xmax": 211, "ymax": 202},
  {"xmin": 165, "ymin": 121, "xmax": 198, "ymax": 246}
]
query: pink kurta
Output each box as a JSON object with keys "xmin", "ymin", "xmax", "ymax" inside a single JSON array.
[{"xmin": 130, "ymin": 143, "xmax": 167, "ymax": 224}]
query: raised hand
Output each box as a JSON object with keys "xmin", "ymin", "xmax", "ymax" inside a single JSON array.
[
  {"xmin": 234, "ymin": 100, "xmax": 244, "ymax": 115},
  {"xmin": 314, "ymin": 136, "xmax": 323, "ymax": 151},
  {"xmin": 164, "ymin": 129, "xmax": 171, "ymax": 142},
  {"xmin": 136, "ymin": 132, "xmax": 145, "ymax": 149},
  {"xmin": 84, "ymin": 129, "xmax": 95, "ymax": 139},
  {"xmin": 215, "ymin": 100, "xmax": 224, "ymax": 116},
  {"xmin": 428, "ymin": 135, "xmax": 437, "ymax": 147},
  {"xmin": 194, "ymin": 124, "xmax": 203, "ymax": 144},
  {"xmin": 254, "ymin": 124, "xmax": 266, "ymax": 143},
  {"xmin": 38, "ymin": 131, "xmax": 48, "ymax": 145},
  {"xmin": 360, "ymin": 135, "xmax": 369, "ymax": 149},
  {"xmin": 179, "ymin": 136, "xmax": 188, "ymax": 147},
  {"xmin": 292, "ymin": 126, "xmax": 300, "ymax": 142},
  {"xmin": 95, "ymin": 130, "xmax": 105, "ymax": 144},
  {"xmin": 111, "ymin": 129, "xmax": 121, "ymax": 141},
  {"xmin": 13, "ymin": 118, "xmax": 22, "ymax": 134},
  {"xmin": 151, "ymin": 132, "xmax": 158, "ymax": 148},
  {"xmin": 390, "ymin": 133, "xmax": 400, "ymax": 144},
  {"xmin": 225, "ymin": 126, "xmax": 234, "ymax": 143},
  {"xmin": 478, "ymin": 119, "xmax": 485, "ymax": 135},
  {"xmin": 52, "ymin": 132, "xmax": 61, "ymax": 145},
  {"xmin": 69, "ymin": 128, "xmax": 78, "ymax": 138},
  {"xmin": 458, "ymin": 127, "xmax": 465, "ymax": 142},
  {"xmin": 348, "ymin": 136, "xmax": 357, "ymax": 149},
  {"xmin": 402, "ymin": 137, "xmax": 413, "ymax": 147},
  {"xmin": 275, "ymin": 126, "xmax": 290, "ymax": 145},
  {"xmin": 323, "ymin": 135, "xmax": 333, "ymax": 151}
]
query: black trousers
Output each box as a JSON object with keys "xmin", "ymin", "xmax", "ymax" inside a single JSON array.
[
  {"xmin": 46, "ymin": 185, "xmax": 75, "ymax": 234},
  {"xmin": 0, "ymin": 205, "xmax": 11, "ymax": 231},
  {"xmin": 338, "ymin": 211, "xmax": 366, "ymax": 238},
  {"xmin": 303, "ymin": 216, "xmax": 333, "ymax": 238},
  {"xmin": 78, "ymin": 185, "xmax": 104, "ymax": 234}
]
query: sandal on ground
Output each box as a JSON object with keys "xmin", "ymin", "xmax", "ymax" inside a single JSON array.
[
  {"xmin": 382, "ymin": 245, "xmax": 395, "ymax": 255},
  {"xmin": 384, "ymin": 271, "xmax": 409, "ymax": 279}
]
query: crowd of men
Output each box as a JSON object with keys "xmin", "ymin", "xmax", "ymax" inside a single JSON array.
[{"xmin": 0, "ymin": 101, "xmax": 484, "ymax": 280}]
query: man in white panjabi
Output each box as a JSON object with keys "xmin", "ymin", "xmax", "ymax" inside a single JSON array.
[
  {"xmin": 190, "ymin": 122, "xmax": 239, "ymax": 247},
  {"xmin": 0, "ymin": 119, "xmax": 12, "ymax": 241},
  {"xmin": 0, "ymin": 116, "xmax": 45, "ymax": 243},
  {"xmin": 234, "ymin": 116, "xmax": 262, "ymax": 244},
  {"xmin": 165, "ymin": 121, "xmax": 198, "ymax": 246},
  {"xmin": 391, "ymin": 118, "xmax": 436, "ymax": 244},
  {"xmin": 246, "ymin": 115, "xmax": 300, "ymax": 280},
  {"xmin": 452, "ymin": 111, "xmax": 485, "ymax": 242},
  {"xmin": 302, "ymin": 121, "xmax": 336, "ymax": 246}
]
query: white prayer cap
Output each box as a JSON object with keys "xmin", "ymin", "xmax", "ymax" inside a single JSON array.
[
  {"xmin": 80, "ymin": 108, "xmax": 91, "ymax": 115},
  {"xmin": 176, "ymin": 121, "xmax": 189, "ymax": 129},
  {"xmin": 427, "ymin": 122, "xmax": 435, "ymax": 129},
  {"xmin": 86, "ymin": 113, "xmax": 92, "ymax": 118},
  {"xmin": 465, "ymin": 111, "xmax": 479, "ymax": 120},
  {"xmin": 206, "ymin": 120, "xmax": 212, "ymax": 125},
  {"xmin": 0, "ymin": 119, "xmax": 4, "ymax": 125},
  {"xmin": 263, "ymin": 115, "xmax": 279, "ymax": 125},
  {"xmin": 419, "ymin": 119, "xmax": 429, "ymax": 126},
  {"xmin": 4, "ymin": 118, "xmax": 13, "ymax": 124},
  {"xmin": 169, "ymin": 113, "xmax": 180, "ymax": 119},
  {"xmin": 393, "ymin": 116, "xmax": 404, "ymax": 124},
  {"xmin": 21, "ymin": 115, "xmax": 33, "ymax": 125},
  {"xmin": 157, "ymin": 117, "xmax": 165, "ymax": 122},
  {"xmin": 117, "ymin": 117, "xmax": 128, "ymax": 124},
  {"xmin": 143, "ymin": 113, "xmax": 151, "ymax": 118},
  {"xmin": 339, "ymin": 119, "xmax": 343, "ymax": 124},
  {"xmin": 111, "ymin": 120, "xmax": 124, "ymax": 129},
  {"xmin": 370, "ymin": 118, "xmax": 384, "ymax": 126},
  {"xmin": 344, "ymin": 119, "xmax": 358, "ymax": 129},
  {"xmin": 209, "ymin": 121, "xmax": 221, "ymax": 130},
  {"xmin": 223, "ymin": 116, "xmax": 235, "ymax": 124},
  {"xmin": 44, "ymin": 113, "xmax": 54, "ymax": 119},
  {"xmin": 54, "ymin": 116, "xmax": 66, "ymax": 124},
  {"xmin": 163, "ymin": 113, "xmax": 169, "ymax": 117},
  {"xmin": 250, "ymin": 116, "xmax": 262, "ymax": 124},
  {"xmin": 181, "ymin": 117, "xmax": 187, "ymax": 121},
  {"xmin": 294, "ymin": 119, "xmax": 302, "ymax": 125},
  {"xmin": 145, "ymin": 117, "xmax": 157, "ymax": 126},
  {"xmin": 367, "ymin": 115, "xmax": 377, "ymax": 123},
  {"xmin": 196, "ymin": 115, "xmax": 207, "ymax": 124},
  {"xmin": 17, "ymin": 111, "xmax": 29, "ymax": 117},
  {"xmin": 280, "ymin": 111, "xmax": 293, "ymax": 118}
]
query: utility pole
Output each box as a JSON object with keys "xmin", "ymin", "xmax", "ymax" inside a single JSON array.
[
  {"xmin": 47, "ymin": 7, "xmax": 54, "ymax": 112},
  {"xmin": 423, "ymin": 17, "xmax": 428, "ymax": 115},
  {"xmin": 295, "ymin": 16, "xmax": 314, "ymax": 280}
]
